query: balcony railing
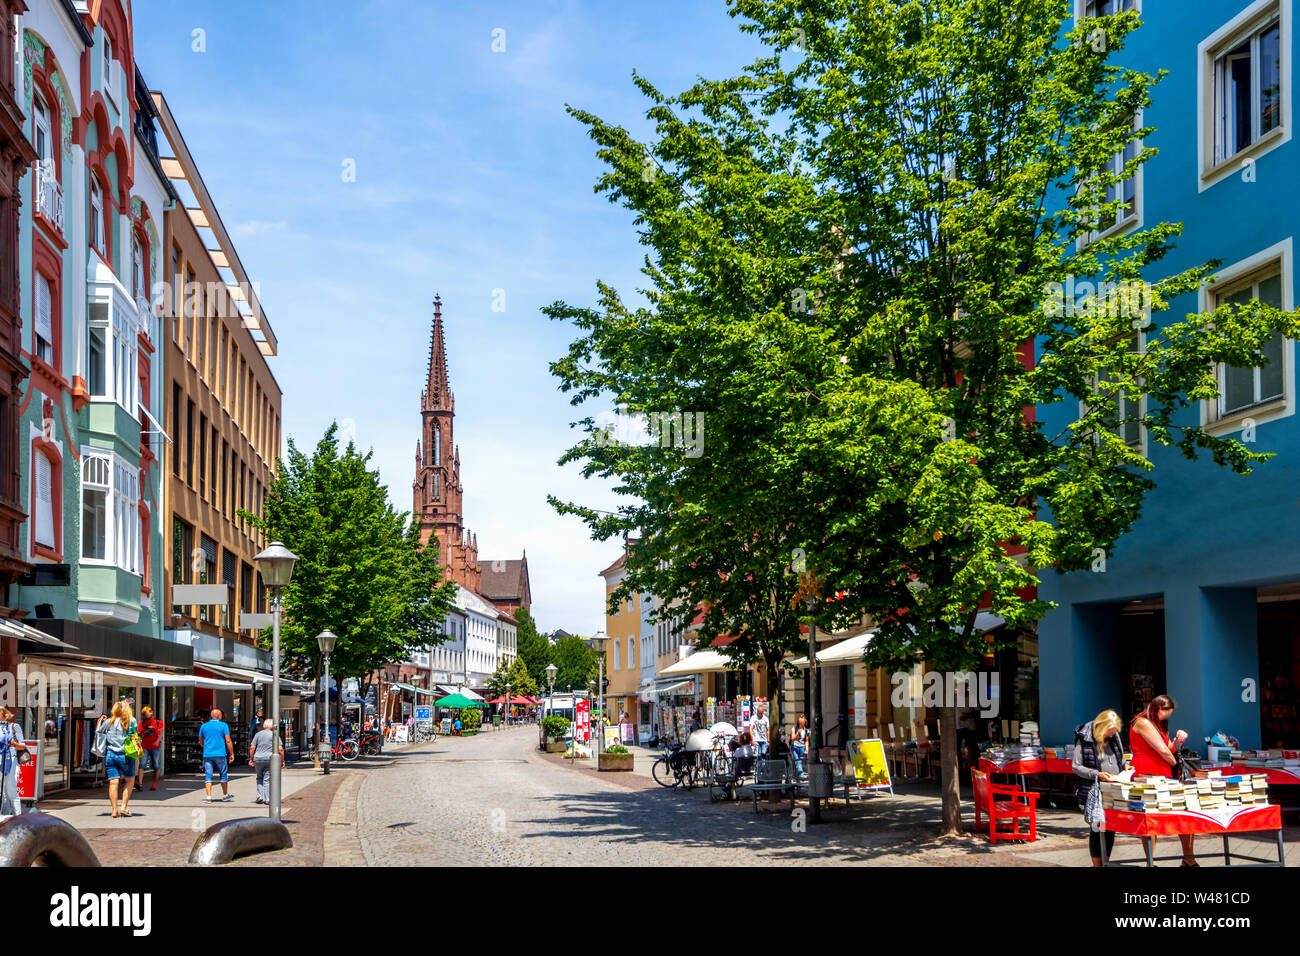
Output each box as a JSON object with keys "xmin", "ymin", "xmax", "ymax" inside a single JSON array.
[{"xmin": 32, "ymin": 162, "xmax": 64, "ymax": 234}]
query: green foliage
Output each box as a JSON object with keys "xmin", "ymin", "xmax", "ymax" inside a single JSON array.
[
  {"xmin": 549, "ymin": 635, "xmax": 599, "ymax": 691},
  {"xmin": 605, "ymin": 744, "xmax": 630, "ymax": 754},
  {"xmin": 486, "ymin": 655, "xmax": 541, "ymax": 700},
  {"xmin": 514, "ymin": 608, "xmax": 552, "ymax": 692},
  {"xmin": 242, "ymin": 422, "xmax": 459, "ymax": 680},
  {"xmin": 459, "ymin": 708, "xmax": 482, "ymax": 732},
  {"xmin": 541, "ymin": 715, "xmax": 571, "ymax": 739},
  {"xmin": 547, "ymin": 0, "xmax": 1300, "ymax": 832}
]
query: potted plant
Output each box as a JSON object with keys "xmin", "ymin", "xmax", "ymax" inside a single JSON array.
[
  {"xmin": 460, "ymin": 708, "xmax": 482, "ymax": 736},
  {"xmin": 541, "ymin": 715, "xmax": 570, "ymax": 753},
  {"xmin": 598, "ymin": 744, "xmax": 634, "ymax": 772}
]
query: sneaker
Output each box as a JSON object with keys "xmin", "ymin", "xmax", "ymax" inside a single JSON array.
[
  {"xmin": 222, "ymin": 793, "xmax": 233, "ymax": 801},
  {"xmin": 204, "ymin": 796, "xmax": 215, "ymax": 803},
  {"xmin": 150, "ymin": 784, "xmax": 157, "ymax": 791}
]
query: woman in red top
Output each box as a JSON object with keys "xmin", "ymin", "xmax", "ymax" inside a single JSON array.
[
  {"xmin": 134, "ymin": 706, "xmax": 163, "ymax": 792},
  {"xmin": 1131, "ymin": 695, "xmax": 1196, "ymax": 866}
]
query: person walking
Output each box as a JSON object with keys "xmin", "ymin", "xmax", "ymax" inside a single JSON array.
[
  {"xmin": 249, "ymin": 719, "xmax": 284, "ymax": 805},
  {"xmin": 199, "ymin": 708, "xmax": 235, "ymax": 803},
  {"xmin": 1130, "ymin": 694, "xmax": 1195, "ymax": 866},
  {"xmin": 135, "ymin": 706, "xmax": 163, "ymax": 792},
  {"xmin": 1073, "ymin": 709, "xmax": 1127, "ymax": 866},
  {"xmin": 790, "ymin": 713, "xmax": 810, "ymax": 779},
  {"xmin": 248, "ymin": 709, "xmax": 264, "ymax": 740},
  {"xmin": 751, "ymin": 702, "xmax": 770, "ymax": 757},
  {"xmin": 0, "ymin": 707, "xmax": 31, "ymax": 817},
  {"xmin": 94, "ymin": 701, "xmax": 139, "ymax": 818}
]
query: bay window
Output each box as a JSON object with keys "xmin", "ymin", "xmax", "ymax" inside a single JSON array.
[
  {"xmin": 87, "ymin": 295, "xmax": 138, "ymax": 411},
  {"xmin": 81, "ymin": 451, "xmax": 141, "ymax": 575}
]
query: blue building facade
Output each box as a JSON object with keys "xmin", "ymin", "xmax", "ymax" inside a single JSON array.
[{"xmin": 1039, "ymin": 0, "xmax": 1299, "ymax": 750}]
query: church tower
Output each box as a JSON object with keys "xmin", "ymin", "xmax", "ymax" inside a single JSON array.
[{"xmin": 413, "ymin": 296, "xmax": 480, "ymax": 591}]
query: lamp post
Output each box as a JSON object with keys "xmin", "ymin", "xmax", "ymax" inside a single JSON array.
[
  {"xmin": 255, "ymin": 541, "xmax": 298, "ymax": 821},
  {"xmin": 543, "ymin": 663, "xmax": 557, "ymax": 751},
  {"xmin": 588, "ymin": 630, "xmax": 608, "ymax": 754},
  {"xmin": 316, "ymin": 630, "xmax": 337, "ymax": 774},
  {"xmin": 568, "ymin": 684, "xmax": 575, "ymax": 765}
]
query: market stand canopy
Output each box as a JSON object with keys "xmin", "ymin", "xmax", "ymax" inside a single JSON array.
[{"xmin": 434, "ymin": 693, "xmax": 485, "ymax": 709}]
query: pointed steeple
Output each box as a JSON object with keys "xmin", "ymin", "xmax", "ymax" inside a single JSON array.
[{"xmin": 424, "ymin": 295, "xmax": 451, "ymax": 410}]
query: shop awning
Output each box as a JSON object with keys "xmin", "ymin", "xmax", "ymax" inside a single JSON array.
[
  {"xmin": 791, "ymin": 614, "xmax": 1006, "ymax": 666},
  {"xmin": 0, "ymin": 619, "xmax": 78, "ymax": 650},
  {"xmin": 657, "ymin": 649, "xmax": 741, "ymax": 676},
  {"xmin": 195, "ymin": 662, "xmax": 273, "ymax": 686},
  {"xmin": 458, "ymin": 687, "xmax": 485, "ymax": 702},
  {"xmin": 655, "ymin": 680, "xmax": 695, "ymax": 695},
  {"xmin": 27, "ymin": 658, "xmax": 246, "ymax": 689}
]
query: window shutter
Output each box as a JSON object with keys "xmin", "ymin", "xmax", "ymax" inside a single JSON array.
[
  {"xmin": 35, "ymin": 276, "xmax": 52, "ymax": 343},
  {"xmin": 34, "ymin": 452, "xmax": 54, "ymax": 549}
]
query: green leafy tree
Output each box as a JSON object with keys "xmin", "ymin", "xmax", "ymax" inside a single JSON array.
[
  {"xmin": 514, "ymin": 608, "xmax": 551, "ymax": 692},
  {"xmin": 549, "ymin": 634, "xmax": 599, "ymax": 693},
  {"xmin": 488, "ymin": 656, "xmax": 540, "ymax": 699},
  {"xmin": 244, "ymin": 422, "xmax": 457, "ymax": 691},
  {"xmin": 548, "ymin": 0, "xmax": 1300, "ymax": 836}
]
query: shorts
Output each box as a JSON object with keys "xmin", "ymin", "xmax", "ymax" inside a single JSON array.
[
  {"xmin": 139, "ymin": 749, "xmax": 162, "ymax": 772},
  {"xmin": 105, "ymin": 751, "xmax": 136, "ymax": 780},
  {"xmin": 203, "ymin": 756, "xmax": 229, "ymax": 783}
]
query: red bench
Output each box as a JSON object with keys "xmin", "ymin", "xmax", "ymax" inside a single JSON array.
[{"xmin": 971, "ymin": 769, "xmax": 1038, "ymax": 843}]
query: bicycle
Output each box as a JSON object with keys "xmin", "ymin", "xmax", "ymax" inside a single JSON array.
[{"xmin": 651, "ymin": 740, "xmax": 706, "ymax": 789}]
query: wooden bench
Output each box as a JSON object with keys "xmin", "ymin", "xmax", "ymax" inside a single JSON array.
[{"xmin": 971, "ymin": 769, "xmax": 1038, "ymax": 843}]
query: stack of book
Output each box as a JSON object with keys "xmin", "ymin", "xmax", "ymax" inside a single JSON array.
[
  {"xmin": 984, "ymin": 744, "xmax": 1043, "ymax": 764},
  {"xmin": 1098, "ymin": 772, "xmax": 1269, "ymax": 812},
  {"xmin": 1019, "ymin": 728, "xmax": 1041, "ymax": 747},
  {"xmin": 1044, "ymin": 745, "xmax": 1074, "ymax": 761}
]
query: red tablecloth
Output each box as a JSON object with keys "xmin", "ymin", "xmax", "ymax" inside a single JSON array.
[
  {"xmin": 1230, "ymin": 764, "xmax": 1300, "ymax": 786},
  {"xmin": 1044, "ymin": 757, "xmax": 1074, "ymax": 775},
  {"xmin": 979, "ymin": 757, "xmax": 1044, "ymax": 775},
  {"xmin": 1103, "ymin": 804, "xmax": 1281, "ymax": 837}
]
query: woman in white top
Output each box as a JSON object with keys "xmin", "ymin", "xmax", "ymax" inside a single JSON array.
[{"xmin": 0, "ymin": 707, "xmax": 30, "ymax": 816}]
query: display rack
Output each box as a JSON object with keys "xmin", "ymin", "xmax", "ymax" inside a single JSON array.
[{"xmin": 167, "ymin": 719, "xmax": 203, "ymax": 771}]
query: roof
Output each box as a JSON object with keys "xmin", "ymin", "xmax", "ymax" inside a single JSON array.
[
  {"xmin": 478, "ymin": 557, "xmax": 530, "ymax": 601},
  {"xmin": 598, "ymin": 552, "xmax": 626, "ymax": 577}
]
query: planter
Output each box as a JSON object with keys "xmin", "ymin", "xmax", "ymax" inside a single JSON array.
[
  {"xmin": 545, "ymin": 740, "xmax": 566, "ymax": 753},
  {"xmin": 598, "ymin": 752, "xmax": 634, "ymax": 772}
]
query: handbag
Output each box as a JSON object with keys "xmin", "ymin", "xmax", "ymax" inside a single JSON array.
[
  {"xmin": 123, "ymin": 720, "xmax": 142, "ymax": 760},
  {"xmin": 1084, "ymin": 776, "xmax": 1105, "ymax": 831},
  {"xmin": 1174, "ymin": 747, "xmax": 1201, "ymax": 783},
  {"xmin": 10, "ymin": 724, "xmax": 31, "ymax": 766}
]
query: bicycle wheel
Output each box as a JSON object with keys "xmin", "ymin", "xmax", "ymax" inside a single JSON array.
[
  {"xmin": 651, "ymin": 756, "xmax": 678, "ymax": 788},
  {"xmin": 339, "ymin": 739, "xmax": 359, "ymax": 760}
]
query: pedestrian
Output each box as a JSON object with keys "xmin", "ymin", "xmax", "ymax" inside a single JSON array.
[
  {"xmin": 751, "ymin": 702, "xmax": 770, "ymax": 756},
  {"xmin": 199, "ymin": 708, "xmax": 235, "ymax": 803},
  {"xmin": 956, "ymin": 706, "xmax": 981, "ymax": 769},
  {"xmin": 0, "ymin": 707, "xmax": 32, "ymax": 817},
  {"xmin": 453, "ymin": 715, "xmax": 462, "ymax": 736},
  {"xmin": 94, "ymin": 701, "xmax": 139, "ymax": 818},
  {"xmin": 790, "ymin": 713, "xmax": 809, "ymax": 778},
  {"xmin": 730, "ymin": 729, "xmax": 756, "ymax": 777},
  {"xmin": 135, "ymin": 705, "xmax": 163, "ymax": 792},
  {"xmin": 248, "ymin": 709, "xmax": 264, "ymax": 739},
  {"xmin": 406, "ymin": 713, "xmax": 416, "ymax": 739},
  {"xmin": 249, "ymin": 718, "xmax": 284, "ymax": 805},
  {"xmin": 687, "ymin": 711, "xmax": 702, "ymax": 734},
  {"xmin": 1073, "ymin": 709, "xmax": 1127, "ymax": 867},
  {"xmin": 1130, "ymin": 694, "xmax": 1196, "ymax": 866}
]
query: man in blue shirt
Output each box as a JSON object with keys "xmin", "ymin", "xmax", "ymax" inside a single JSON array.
[{"xmin": 198, "ymin": 708, "xmax": 234, "ymax": 802}]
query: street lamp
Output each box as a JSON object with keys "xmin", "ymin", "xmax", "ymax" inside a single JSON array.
[
  {"xmin": 255, "ymin": 541, "xmax": 298, "ymax": 821},
  {"xmin": 316, "ymin": 629, "xmax": 337, "ymax": 774},
  {"xmin": 568, "ymin": 684, "xmax": 575, "ymax": 766},
  {"xmin": 543, "ymin": 663, "xmax": 557, "ymax": 751}
]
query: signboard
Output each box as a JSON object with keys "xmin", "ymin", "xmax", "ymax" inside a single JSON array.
[
  {"xmin": 240, "ymin": 612, "xmax": 274, "ymax": 630},
  {"xmin": 576, "ymin": 698, "xmax": 591, "ymax": 743},
  {"xmin": 847, "ymin": 738, "xmax": 893, "ymax": 793},
  {"xmin": 604, "ymin": 726, "xmax": 619, "ymax": 748},
  {"xmin": 16, "ymin": 744, "xmax": 38, "ymax": 801},
  {"xmin": 706, "ymin": 697, "xmax": 716, "ymax": 725},
  {"xmin": 415, "ymin": 707, "xmax": 431, "ymax": 721},
  {"xmin": 173, "ymin": 583, "xmax": 230, "ymax": 605},
  {"xmin": 393, "ymin": 725, "xmax": 409, "ymax": 743},
  {"xmin": 440, "ymin": 718, "xmax": 453, "ymax": 735},
  {"xmin": 620, "ymin": 722, "xmax": 635, "ymax": 745},
  {"xmin": 853, "ymin": 690, "xmax": 866, "ymax": 726}
]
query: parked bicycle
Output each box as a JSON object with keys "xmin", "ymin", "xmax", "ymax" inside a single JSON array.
[{"xmin": 651, "ymin": 740, "xmax": 710, "ymax": 790}]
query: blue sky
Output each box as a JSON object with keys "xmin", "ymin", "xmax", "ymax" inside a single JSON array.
[{"xmin": 133, "ymin": 1, "xmax": 767, "ymax": 634}]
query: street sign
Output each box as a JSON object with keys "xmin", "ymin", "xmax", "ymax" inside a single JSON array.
[{"xmin": 415, "ymin": 707, "xmax": 431, "ymax": 721}]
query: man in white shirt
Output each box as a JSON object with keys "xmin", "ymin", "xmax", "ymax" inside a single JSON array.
[{"xmin": 751, "ymin": 702, "xmax": 770, "ymax": 757}]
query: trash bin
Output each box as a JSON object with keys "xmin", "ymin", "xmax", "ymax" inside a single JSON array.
[
  {"xmin": 493, "ymin": 714, "xmax": 502, "ymax": 728},
  {"xmin": 807, "ymin": 762, "xmax": 834, "ymax": 798}
]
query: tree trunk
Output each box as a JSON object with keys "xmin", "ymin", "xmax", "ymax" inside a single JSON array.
[
  {"xmin": 762, "ymin": 648, "xmax": 782, "ymax": 747},
  {"xmin": 312, "ymin": 657, "xmax": 322, "ymax": 771},
  {"xmin": 939, "ymin": 704, "xmax": 962, "ymax": 836}
]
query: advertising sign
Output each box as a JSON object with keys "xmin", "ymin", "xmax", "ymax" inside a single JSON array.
[
  {"xmin": 16, "ymin": 744, "xmax": 38, "ymax": 801},
  {"xmin": 576, "ymin": 698, "xmax": 591, "ymax": 742},
  {"xmin": 393, "ymin": 725, "xmax": 409, "ymax": 743},
  {"xmin": 604, "ymin": 726, "xmax": 620, "ymax": 748},
  {"xmin": 620, "ymin": 722, "xmax": 635, "ymax": 745},
  {"xmin": 415, "ymin": 707, "xmax": 431, "ymax": 721},
  {"xmin": 847, "ymin": 738, "xmax": 893, "ymax": 793}
]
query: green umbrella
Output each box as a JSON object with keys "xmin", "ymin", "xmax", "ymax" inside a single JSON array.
[{"xmin": 434, "ymin": 693, "xmax": 482, "ymax": 709}]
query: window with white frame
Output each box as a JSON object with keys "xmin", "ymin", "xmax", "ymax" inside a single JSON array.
[
  {"xmin": 1200, "ymin": 2, "xmax": 1289, "ymax": 185},
  {"xmin": 80, "ymin": 452, "xmax": 140, "ymax": 574},
  {"xmin": 613, "ymin": 639, "xmax": 621, "ymax": 671},
  {"xmin": 1091, "ymin": 333, "xmax": 1145, "ymax": 452},
  {"xmin": 1081, "ymin": 0, "xmax": 1138, "ymax": 18},
  {"xmin": 1213, "ymin": 16, "xmax": 1282, "ymax": 164},
  {"xmin": 33, "ymin": 450, "xmax": 55, "ymax": 549},
  {"xmin": 89, "ymin": 176, "xmax": 105, "ymax": 256},
  {"xmin": 1216, "ymin": 269, "xmax": 1285, "ymax": 418},
  {"xmin": 132, "ymin": 235, "xmax": 144, "ymax": 299},
  {"xmin": 33, "ymin": 92, "xmax": 51, "ymax": 167},
  {"xmin": 34, "ymin": 274, "xmax": 53, "ymax": 364},
  {"xmin": 87, "ymin": 298, "xmax": 138, "ymax": 411},
  {"xmin": 102, "ymin": 34, "xmax": 115, "ymax": 105}
]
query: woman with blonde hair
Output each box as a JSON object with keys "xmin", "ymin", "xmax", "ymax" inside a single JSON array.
[
  {"xmin": 790, "ymin": 714, "xmax": 809, "ymax": 779},
  {"xmin": 94, "ymin": 700, "xmax": 138, "ymax": 818},
  {"xmin": 0, "ymin": 706, "xmax": 31, "ymax": 816},
  {"xmin": 1073, "ymin": 708, "xmax": 1126, "ymax": 866}
]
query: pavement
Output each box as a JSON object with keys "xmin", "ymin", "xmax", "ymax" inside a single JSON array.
[{"xmin": 20, "ymin": 727, "xmax": 1300, "ymax": 866}]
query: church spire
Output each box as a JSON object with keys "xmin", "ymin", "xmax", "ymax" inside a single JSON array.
[{"xmin": 424, "ymin": 295, "xmax": 452, "ymax": 411}]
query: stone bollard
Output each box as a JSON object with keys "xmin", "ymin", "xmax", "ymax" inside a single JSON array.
[
  {"xmin": 0, "ymin": 812, "xmax": 101, "ymax": 867},
  {"xmin": 188, "ymin": 817, "xmax": 292, "ymax": 865}
]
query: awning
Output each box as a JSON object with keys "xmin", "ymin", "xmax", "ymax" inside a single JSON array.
[
  {"xmin": 436, "ymin": 684, "xmax": 459, "ymax": 696},
  {"xmin": 655, "ymin": 680, "xmax": 695, "ymax": 695},
  {"xmin": 195, "ymin": 662, "xmax": 273, "ymax": 686},
  {"xmin": 0, "ymin": 619, "xmax": 77, "ymax": 650},
  {"xmin": 26, "ymin": 658, "xmax": 246, "ymax": 689},
  {"xmin": 414, "ymin": 686, "xmax": 435, "ymax": 697},
  {"xmin": 791, "ymin": 614, "xmax": 1006, "ymax": 666},
  {"xmin": 390, "ymin": 682, "xmax": 417, "ymax": 694},
  {"xmin": 657, "ymin": 649, "xmax": 740, "ymax": 676},
  {"xmin": 457, "ymin": 687, "xmax": 485, "ymax": 702}
]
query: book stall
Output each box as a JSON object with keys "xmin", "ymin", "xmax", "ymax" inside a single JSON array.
[
  {"xmin": 1098, "ymin": 770, "xmax": 1284, "ymax": 867},
  {"xmin": 1229, "ymin": 749, "xmax": 1300, "ymax": 786}
]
